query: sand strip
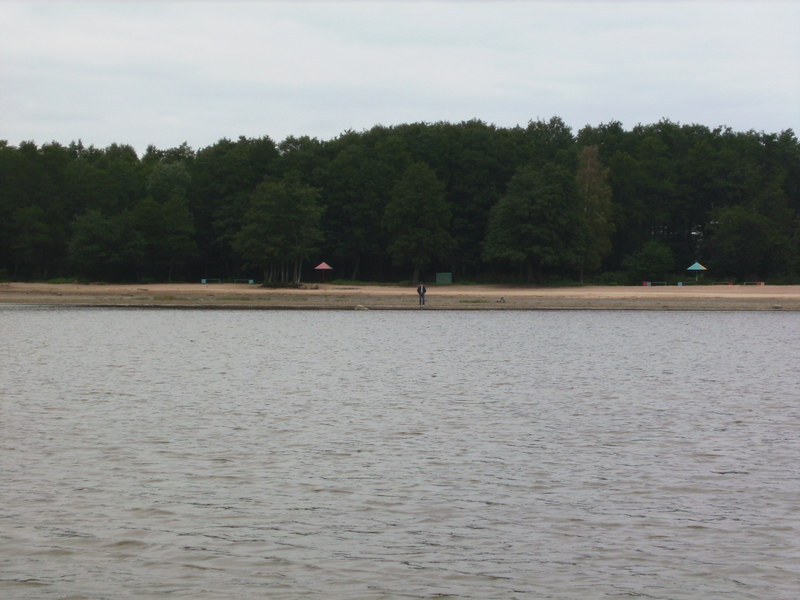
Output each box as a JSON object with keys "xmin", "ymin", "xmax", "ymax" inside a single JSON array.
[{"xmin": 1, "ymin": 282, "xmax": 799, "ymax": 311}]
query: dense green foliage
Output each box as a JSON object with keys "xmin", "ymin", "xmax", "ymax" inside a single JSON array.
[
  {"xmin": 1, "ymin": 118, "xmax": 798, "ymax": 284},
  {"xmin": 233, "ymin": 175, "xmax": 323, "ymax": 284},
  {"xmin": 384, "ymin": 162, "xmax": 455, "ymax": 282}
]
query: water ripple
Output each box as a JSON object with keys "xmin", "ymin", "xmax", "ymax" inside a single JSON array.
[{"xmin": 1, "ymin": 308, "xmax": 798, "ymax": 599}]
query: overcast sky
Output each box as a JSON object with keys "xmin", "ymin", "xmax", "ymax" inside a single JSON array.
[{"xmin": 2, "ymin": 0, "xmax": 798, "ymax": 154}]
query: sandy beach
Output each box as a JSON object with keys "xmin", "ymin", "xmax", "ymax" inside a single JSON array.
[{"xmin": 2, "ymin": 281, "xmax": 799, "ymax": 311}]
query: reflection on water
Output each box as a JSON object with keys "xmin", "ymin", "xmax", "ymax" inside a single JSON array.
[{"xmin": 1, "ymin": 307, "xmax": 799, "ymax": 599}]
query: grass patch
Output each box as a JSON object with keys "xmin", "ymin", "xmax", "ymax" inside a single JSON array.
[
  {"xmin": 46, "ymin": 277, "xmax": 89, "ymax": 284},
  {"xmin": 259, "ymin": 282, "xmax": 305, "ymax": 289},
  {"xmin": 459, "ymin": 299, "xmax": 490, "ymax": 304}
]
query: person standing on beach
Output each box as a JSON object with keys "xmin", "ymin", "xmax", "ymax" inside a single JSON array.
[{"xmin": 417, "ymin": 283, "xmax": 427, "ymax": 306}]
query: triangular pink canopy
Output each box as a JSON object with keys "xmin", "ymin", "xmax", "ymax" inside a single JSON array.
[{"xmin": 315, "ymin": 262, "xmax": 333, "ymax": 270}]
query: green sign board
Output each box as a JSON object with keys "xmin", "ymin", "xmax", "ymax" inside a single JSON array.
[{"xmin": 435, "ymin": 272, "xmax": 452, "ymax": 285}]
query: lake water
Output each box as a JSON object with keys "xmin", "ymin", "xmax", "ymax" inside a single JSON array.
[{"xmin": 1, "ymin": 306, "xmax": 798, "ymax": 600}]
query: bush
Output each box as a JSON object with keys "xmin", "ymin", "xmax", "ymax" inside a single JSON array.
[
  {"xmin": 46, "ymin": 277, "xmax": 88, "ymax": 284},
  {"xmin": 622, "ymin": 241, "xmax": 675, "ymax": 282},
  {"xmin": 591, "ymin": 271, "xmax": 630, "ymax": 286}
]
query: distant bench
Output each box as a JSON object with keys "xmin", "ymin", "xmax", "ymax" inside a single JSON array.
[
  {"xmin": 649, "ymin": 281, "xmax": 765, "ymax": 287},
  {"xmin": 201, "ymin": 278, "xmax": 254, "ymax": 284}
]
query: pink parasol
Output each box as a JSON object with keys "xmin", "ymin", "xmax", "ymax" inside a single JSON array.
[{"xmin": 315, "ymin": 262, "xmax": 333, "ymax": 282}]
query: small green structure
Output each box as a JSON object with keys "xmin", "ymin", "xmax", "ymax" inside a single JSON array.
[{"xmin": 435, "ymin": 272, "xmax": 452, "ymax": 285}]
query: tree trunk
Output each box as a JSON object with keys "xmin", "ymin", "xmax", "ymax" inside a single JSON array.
[{"xmin": 294, "ymin": 259, "xmax": 303, "ymax": 284}]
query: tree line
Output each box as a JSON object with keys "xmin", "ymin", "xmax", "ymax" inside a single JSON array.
[{"xmin": 1, "ymin": 117, "xmax": 798, "ymax": 284}]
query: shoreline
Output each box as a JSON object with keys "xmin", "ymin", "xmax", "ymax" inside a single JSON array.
[{"xmin": 2, "ymin": 282, "xmax": 799, "ymax": 311}]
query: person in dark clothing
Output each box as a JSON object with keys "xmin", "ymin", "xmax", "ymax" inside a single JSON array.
[{"xmin": 417, "ymin": 283, "xmax": 427, "ymax": 306}]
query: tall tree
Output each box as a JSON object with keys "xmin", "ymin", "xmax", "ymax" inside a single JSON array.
[
  {"xmin": 132, "ymin": 195, "xmax": 197, "ymax": 282},
  {"xmin": 146, "ymin": 161, "xmax": 191, "ymax": 202},
  {"xmin": 8, "ymin": 205, "xmax": 53, "ymax": 278},
  {"xmin": 233, "ymin": 175, "xmax": 323, "ymax": 284},
  {"xmin": 705, "ymin": 205, "xmax": 780, "ymax": 280},
  {"xmin": 68, "ymin": 209, "xmax": 144, "ymax": 280},
  {"xmin": 383, "ymin": 162, "xmax": 455, "ymax": 283},
  {"xmin": 190, "ymin": 136, "xmax": 279, "ymax": 277},
  {"xmin": 575, "ymin": 146, "xmax": 615, "ymax": 280},
  {"xmin": 483, "ymin": 163, "xmax": 581, "ymax": 281},
  {"xmin": 159, "ymin": 195, "xmax": 198, "ymax": 281},
  {"xmin": 321, "ymin": 127, "xmax": 411, "ymax": 280}
]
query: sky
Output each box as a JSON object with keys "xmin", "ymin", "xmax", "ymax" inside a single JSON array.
[{"xmin": 2, "ymin": 0, "xmax": 799, "ymax": 154}]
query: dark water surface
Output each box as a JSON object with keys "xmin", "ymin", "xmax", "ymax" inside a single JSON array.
[{"xmin": 1, "ymin": 307, "xmax": 798, "ymax": 599}]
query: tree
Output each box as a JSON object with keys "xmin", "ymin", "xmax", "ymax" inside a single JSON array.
[
  {"xmin": 575, "ymin": 146, "xmax": 615, "ymax": 281},
  {"xmin": 383, "ymin": 162, "xmax": 455, "ymax": 283},
  {"xmin": 233, "ymin": 175, "xmax": 323, "ymax": 284},
  {"xmin": 9, "ymin": 206, "xmax": 53, "ymax": 278},
  {"xmin": 705, "ymin": 206, "xmax": 780, "ymax": 280},
  {"xmin": 142, "ymin": 161, "xmax": 197, "ymax": 280},
  {"xmin": 190, "ymin": 136, "xmax": 280, "ymax": 277},
  {"xmin": 159, "ymin": 195, "xmax": 199, "ymax": 281},
  {"xmin": 513, "ymin": 117, "xmax": 576, "ymax": 168},
  {"xmin": 68, "ymin": 210, "xmax": 144, "ymax": 280},
  {"xmin": 621, "ymin": 240, "xmax": 675, "ymax": 282},
  {"xmin": 437, "ymin": 120, "xmax": 514, "ymax": 277},
  {"xmin": 1, "ymin": 119, "xmax": 797, "ymax": 285},
  {"xmin": 320, "ymin": 130, "xmax": 408, "ymax": 280},
  {"xmin": 132, "ymin": 195, "xmax": 198, "ymax": 281},
  {"xmin": 146, "ymin": 161, "xmax": 191, "ymax": 202},
  {"xmin": 483, "ymin": 162, "xmax": 581, "ymax": 281}
]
